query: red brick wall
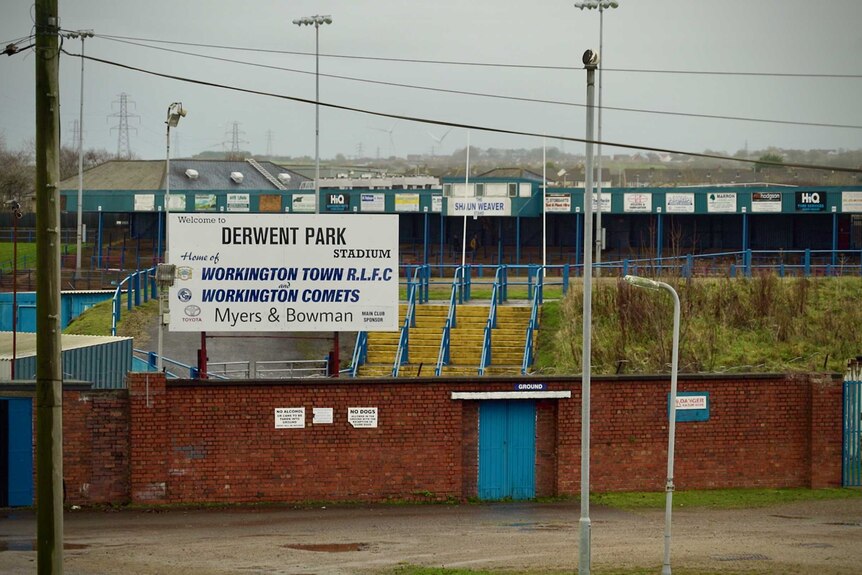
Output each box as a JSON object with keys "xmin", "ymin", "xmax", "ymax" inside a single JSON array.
[
  {"xmin": 92, "ymin": 373, "xmax": 846, "ymax": 505},
  {"xmin": 59, "ymin": 388, "xmax": 129, "ymax": 505}
]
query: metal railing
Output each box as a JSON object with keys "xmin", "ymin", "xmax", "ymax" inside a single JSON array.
[
  {"xmin": 111, "ymin": 266, "xmax": 157, "ymax": 336},
  {"xmin": 350, "ymin": 331, "xmax": 368, "ymax": 378},
  {"xmin": 521, "ymin": 267, "xmax": 544, "ymax": 375},
  {"xmin": 479, "ymin": 266, "xmax": 506, "ymax": 376},
  {"xmin": 392, "ymin": 265, "xmax": 429, "ymax": 377},
  {"xmin": 435, "ymin": 266, "xmax": 464, "ymax": 376}
]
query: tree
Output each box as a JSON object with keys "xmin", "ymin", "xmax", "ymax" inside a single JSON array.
[
  {"xmin": 0, "ymin": 135, "xmax": 34, "ymax": 203},
  {"xmin": 755, "ymin": 153, "xmax": 784, "ymax": 173},
  {"xmin": 58, "ymin": 145, "xmax": 114, "ymax": 180}
]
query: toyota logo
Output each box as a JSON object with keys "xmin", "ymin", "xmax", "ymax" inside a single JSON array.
[{"xmin": 184, "ymin": 305, "xmax": 202, "ymax": 317}]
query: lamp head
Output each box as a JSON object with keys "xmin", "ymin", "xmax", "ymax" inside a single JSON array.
[
  {"xmin": 166, "ymin": 102, "xmax": 187, "ymax": 127},
  {"xmin": 582, "ymin": 49, "xmax": 599, "ymax": 67},
  {"xmin": 623, "ymin": 274, "xmax": 661, "ymax": 291}
]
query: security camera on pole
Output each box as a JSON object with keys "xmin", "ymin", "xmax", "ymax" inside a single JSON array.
[{"xmin": 157, "ymin": 102, "xmax": 186, "ymax": 372}]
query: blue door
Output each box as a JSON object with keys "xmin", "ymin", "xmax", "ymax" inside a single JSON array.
[
  {"xmin": 478, "ymin": 401, "xmax": 536, "ymax": 500},
  {"xmin": 845, "ymin": 380, "xmax": 862, "ymax": 487},
  {"xmin": 2, "ymin": 398, "xmax": 34, "ymax": 507}
]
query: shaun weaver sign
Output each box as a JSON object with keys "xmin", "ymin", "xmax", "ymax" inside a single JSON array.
[{"xmin": 167, "ymin": 213, "xmax": 399, "ymax": 332}]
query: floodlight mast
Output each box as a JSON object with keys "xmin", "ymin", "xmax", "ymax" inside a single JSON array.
[
  {"xmin": 293, "ymin": 15, "xmax": 333, "ymax": 214},
  {"xmin": 574, "ymin": 0, "xmax": 619, "ymax": 277}
]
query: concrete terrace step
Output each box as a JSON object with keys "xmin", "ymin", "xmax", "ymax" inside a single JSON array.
[{"xmin": 355, "ymin": 303, "xmax": 536, "ymax": 378}]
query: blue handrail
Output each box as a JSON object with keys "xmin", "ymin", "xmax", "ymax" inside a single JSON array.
[
  {"xmin": 478, "ymin": 266, "xmax": 506, "ymax": 375},
  {"xmin": 435, "ymin": 266, "xmax": 464, "ymax": 376},
  {"xmin": 392, "ymin": 266, "xmax": 427, "ymax": 376},
  {"xmin": 521, "ymin": 267, "xmax": 544, "ymax": 375},
  {"xmin": 111, "ymin": 265, "xmax": 157, "ymax": 336},
  {"xmin": 349, "ymin": 331, "xmax": 368, "ymax": 378}
]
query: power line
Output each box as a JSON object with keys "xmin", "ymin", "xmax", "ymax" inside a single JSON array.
[
  {"xmin": 62, "ymin": 49, "xmax": 862, "ymax": 175},
  {"xmin": 93, "ymin": 32, "xmax": 862, "ymax": 79},
  {"xmin": 91, "ymin": 35, "xmax": 862, "ymax": 131}
]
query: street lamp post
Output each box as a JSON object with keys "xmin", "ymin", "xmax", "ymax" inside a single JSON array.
[
  {"xmin": 575, "ymin": 0, "xmax": 619, "ymax": 276},
  {"xmin": 623, "ymin": 274, "xmax": 680, "ymax": 575},
  {"xmin": 7, "ymin": 200, "xmax": 22, "ymax": 379},
  {"xmin": 580, "ymin": 48, "xmax": 599, "ymax": 575},
  {"xmin": 62, "ymin": 29, "xmax": 94, "ymax": 281},
  {"xmin": 157, "ymin": 102, "xmax": 186, "ymax": 371},
  {"xmin": 293, "ymin": 14, "xmax": 332, "ymax": 215}
]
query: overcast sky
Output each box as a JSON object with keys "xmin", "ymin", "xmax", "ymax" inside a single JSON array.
[{"xmin": 1, "ymin": 0, "xmax": 860, "ymax": 163}]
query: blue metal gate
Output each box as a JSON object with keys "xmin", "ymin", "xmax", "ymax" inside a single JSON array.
[
  {"xmin": 844, "ymin": 380, "xmax": 862, "ymax": 487},
  {"xmin": 2, "ymin": 398, "xmax": 34, "ymax": 507},
  {"xmin": 478, "ymin": 401, "xmax": 536, "ymax": 500}
]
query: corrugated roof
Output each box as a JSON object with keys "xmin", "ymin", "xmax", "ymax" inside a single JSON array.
[
  {"xmin": 58, "ymin": 160, "xmax": 164, "ymax": 190},
  {"xmin": 476, "ymin": 167, "xmax": 546, "ymax": 181},
  {"xmin": 169, "ymin": 160, "xmax": 309, "ymax": 191},
  {"xmin": 0, "ymin": 332, "xmax": 133, "ymax": 360}
]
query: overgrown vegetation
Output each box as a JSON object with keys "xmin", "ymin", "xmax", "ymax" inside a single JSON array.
[
  {"xmin": 64, "ymin": 296, "xmax": 157, "ymax": 345},
  {"xmin": 535, "ymin": 275, "xmax": 862, "ymax": 375}
]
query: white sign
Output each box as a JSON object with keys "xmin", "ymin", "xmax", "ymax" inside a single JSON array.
[
  {"xmin": 360, "ymin": 193, "xmax": 385, "ymax": 212},
  {"xmin": 348, "ymin": 407, "xmax": 378, "ymax": 428},
  {"xmin": 167, "ymin": 213, "xmax": 399, "ymax": 332},
  {"xmin": 195, "ymin": 194, "xmax": 217, "ymax": 212},
  {"xmin": 134, "ymin": 194, "xmax": 155, "ymax": 212},
  {"xmin": 707, "ymin": 192, "xmax": 737, "ymax": 213},
  {"xmin": 166, "ymin": 194, "xmax": 187, "ymax": 212},
  {"xmin": 665, "ymin": 193, "xmax": 695, "ymax": 213},
  {"xmin": 227, "ymin": 193, "xmax": 250, "ymax": 212},
  {"xmin": 751, "ymin": 192, "xmax": 782, "ymax": 213},
  {"xmin": 590, "ymin": 192, "xmax": 612, "ymax": 213},
  {"xmin": 842, "ymin": 191, "xmax": 862, "ymax": 213},
  {"xmin": 448, "ymin": 197, "xmax": 512, "ymax": 217},
  {"xmin": 394, "ymin": 193, "xmax": 420, "ymax": 213},
  {"xmin": 675, "ymin": 395, "xmax": 708, "ymax": 410},
  {"xmin": 545, "ymin": 193, "xmax": 571, "ymax": 213},
  {"xmin": 275, "ymin": 407, "xmax": 305, "ymax": 429},
  {"xmin": 624, "ymin": 193, "xmax": 652, "ymax": 213},
  {"xmin": 291, "ymin": 194, "xmax": 316, "ymax": 213},
  {"xmin": 431, "ymin": 195, "xmax": 443, "ymax": 213},
  {"xmin": 312, "ymin": 407, "xmax": 334, "ymax": 425}
]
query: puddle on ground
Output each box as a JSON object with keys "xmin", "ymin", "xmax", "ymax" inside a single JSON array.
[
  {"xmin": 797, "ymin": 542, "xmax": 834, "ymax": 549},
  {"xmin": 0, "ymin": 541, "xmax": 90, "ymax": 552},
  {"xmin": 284, "ymin": 543, "xmax": 368, "ymax": 553},
  {"xmin": 770, "ymin": 514, "xmax": 810, "ymax": 520}
]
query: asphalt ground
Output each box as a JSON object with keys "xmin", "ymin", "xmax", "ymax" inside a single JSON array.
[{"xmin": 1, "ymin": 498, "xmax": 861, "ymax": 574}]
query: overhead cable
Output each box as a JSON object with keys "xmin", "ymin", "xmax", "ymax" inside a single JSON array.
[
  {"xmin": 93, "ymin": 36, "xmax": 862, "ymax": 131},
  {"xmin": 62, "ymin": 49, "xmax": 862, "ymax": 174},
  {"xmin": 94, "ymin": 32, "xmax": 862, "ymax": 79}
]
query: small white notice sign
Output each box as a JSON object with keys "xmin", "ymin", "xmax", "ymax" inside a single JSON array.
[
  {"xmin": 347, "ymin": 407, "xmax": 378, "ymax": 428},
  {"xmin": 313, "ymin": 407, "xmax": 334, "ymax": 425},
  {"xmin": 275, "ymin": 407, "xmax": 305, "ymax": 429},
  {"xmin": 675, "ymin": 395, "xmax": 708, "ymax": 410}
]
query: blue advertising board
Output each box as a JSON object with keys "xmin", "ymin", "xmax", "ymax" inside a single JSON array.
[{"xmin": 668, "ymin": 391, "xmax": 710, "ymax": 422}]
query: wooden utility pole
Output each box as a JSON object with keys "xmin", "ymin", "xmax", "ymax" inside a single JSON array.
[{"xmin": 34, "ymin": 0, "xmax": 64, "ymax": 572}]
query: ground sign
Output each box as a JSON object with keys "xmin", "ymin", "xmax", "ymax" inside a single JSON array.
[{"xmin": 167, "ymin": 213, "xmax": 399, "ymax": 332}]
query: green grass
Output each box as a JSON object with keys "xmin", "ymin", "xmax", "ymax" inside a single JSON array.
[
  {"xmin": 0, "ymin": 241, "xmax": 38, "ymax": 270},
  {"xmin": 591, "ymin": 487, "xmax": 862, "ymax": 510},
  {"xmin": 64, "ymin": 295, "xmax": 158, "ymax": 344},
  {"xmin": 0, "ymin": 241, "xmax": 92, "ymax": 271},
  {"xmin": 535, "ymin": 275, "xmax": 862, "ymax": 374}
]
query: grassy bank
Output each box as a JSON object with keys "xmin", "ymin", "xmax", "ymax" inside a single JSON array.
[{"xmin": 535, "ymin": 275, "xmax": 862, "ymax": 374}]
